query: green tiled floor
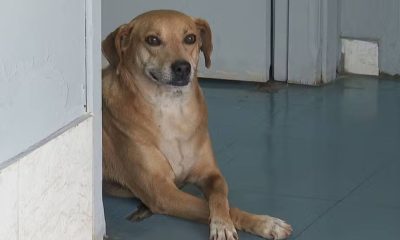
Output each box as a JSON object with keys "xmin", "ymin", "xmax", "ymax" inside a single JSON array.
[{"xmin": 104, "ymin": 76, "xmax": 400, "ymax": 239}]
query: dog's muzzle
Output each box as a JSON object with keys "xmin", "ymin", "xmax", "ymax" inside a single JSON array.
[{"xmin": 169, "ymin": 60, "xmax": 191, "ymax": 86}]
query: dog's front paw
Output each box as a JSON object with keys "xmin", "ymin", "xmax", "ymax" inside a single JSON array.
[
  {"xmin": 256, "ymin": 216, "xmax": 292, "ymax": 239},
  {"xmin": 209, "ymin": 218, "xmax": 239, "ymax": 240}
]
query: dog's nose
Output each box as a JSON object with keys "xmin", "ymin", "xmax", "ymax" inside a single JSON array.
[{"xmin": 171, "ymin": 60, "xmax": 191, "ymax": 82}]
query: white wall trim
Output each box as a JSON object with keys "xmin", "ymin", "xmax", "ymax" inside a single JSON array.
[{"xmin": 85, "ymin": 0, "xmax": 106, "ymax": 239}]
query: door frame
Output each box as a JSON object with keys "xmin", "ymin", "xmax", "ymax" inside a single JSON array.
[
  {"xmin": 273, "ymin": 0, "xmax": 340, "ymax": 85},
  {"xmin": 85, "ymin": 0, "xmax": 106, "ymax": 239},
  {"xmin": 286, "ymin": 0, "xmax": 339, "ymax": 85},
  {"xmin": 273, "ymin": 0, "xmax": 289, "ymax": 82}
]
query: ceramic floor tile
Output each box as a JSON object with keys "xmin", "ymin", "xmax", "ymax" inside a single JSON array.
[
  {"xmin": 295, "ymin": 201, "xmax": 400, "ymax": 240},
  {"xmin": 344, "ymin": 160, "xmax": 400, "ymax": 209},
  {"xmin": 206, "ymin": 96, "xmax": 265, "ymax": 153},
  {"xmin": 104, "ymin": 195, "xmax": 209, "ymax": 240},
  {"xmin": 218, "ymin": 115, "xmax": 388, "ymax": 201},
  {"xmin": 228, "ymin": 191, "xmax": 334, "ymax": 239}
]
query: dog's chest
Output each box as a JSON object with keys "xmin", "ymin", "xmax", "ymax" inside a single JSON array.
[{"xmin": 155, "ymin": 96, "xmax": 199, "ymax": 181}]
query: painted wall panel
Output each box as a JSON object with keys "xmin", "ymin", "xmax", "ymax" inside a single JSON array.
[
  {"xmin": 288, "ymin": 0, "xmax": 339, "ymax": 85},
  {"xmin": 102, "ymin": 0, "xmax": 270, "ymax": 82},
  {"xmin": 340, "ymin": 0, "xmax": 400, "ymax": 75},
  {"xmin": 0, "ymin": 0, "xmax": 86, "ymax": 163},
  {"xmin": 288, "ymin": 0, "xmax": 323, "ymax": 85}
]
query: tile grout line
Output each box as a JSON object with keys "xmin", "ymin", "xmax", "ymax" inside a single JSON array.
[
  {"xmin": 252, "ymin": 191, "xmax": 335, "ymax": 202},
  {"xmin": 293, "ymin": 162, "xmax": 388, "ymax": 239}
]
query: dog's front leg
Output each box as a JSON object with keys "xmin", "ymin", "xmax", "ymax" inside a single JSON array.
[
  {"xmin": 131, "ymin": 171, "xmax": 239, "ymax": 240},
  {"xmin": 188, "ymin": 140, "xmax": 238, "ymax": 240},
  {"xmin": 189, "ymin": 169, "xmax": 292, "ymax": 239},
  {"xmin": 188, "ymin": 139, "xmax": 292, "ymax": 240},
  {"xmin": 120, "ymin": 144, "xmax": 237, "ymax": 239},
  {"xmin": 196, "ymin": 172, "xmax": 238, "ymax": 240}
]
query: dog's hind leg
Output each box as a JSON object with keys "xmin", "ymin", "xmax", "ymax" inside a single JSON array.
[
  {"xmin": 126, "ymin": 202, "xmax": 153, "ymax": 222},
  {"xmin": 103, "ymin": 180, "xmax": 153, "ymax": 222},
  {"xmin": 103, "ymin": 180, "xmax": 135, "ymax": 198}
]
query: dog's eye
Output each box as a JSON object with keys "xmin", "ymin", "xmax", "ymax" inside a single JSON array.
[
  {"xmin": 184, "ymin": 34, "xmax": 196, "ymax": 44},
  {"xmin": 145, "ymin": 35, "xmax": 162, "ymax": 46}
]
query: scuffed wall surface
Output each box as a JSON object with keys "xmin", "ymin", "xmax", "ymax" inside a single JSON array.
[
  {"xmin": 340, "ymin": 0, "xmax": 400, "ymax": 75},
  {"xmin": 0, "ymin": 117, "xmax": 93, "ymax": 240},
  {"xmin": 0, "ymin": 0, "xmax": 86, "ymax": 163}
]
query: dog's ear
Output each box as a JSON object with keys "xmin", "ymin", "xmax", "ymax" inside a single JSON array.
[
  {"xmin": 195, "ymin": 18, "xmax": 213, "ymax": 69},
  {"xmin": 102, "ymin": 24, "xmax": 132, "ymax": 74}
]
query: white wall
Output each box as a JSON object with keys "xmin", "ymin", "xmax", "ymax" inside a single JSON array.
[
  {"xmin": 340, "ymin": 0, "xmax": 400, "ymax": 75},
  {"xmin": 0, "ymin": 0, "xmax": 105, "ymax": 239},
  {"xmin": 0, "ymin": 0, "xmax": 87, "ymax": 164}
]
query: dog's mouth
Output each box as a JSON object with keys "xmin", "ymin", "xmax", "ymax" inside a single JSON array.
[
  {"xmin": 168, "ymin": 79, "xmax": 190, "ymax": 86},
  {"xmin": 149, "ymin": 71, "xmax": 159, "ymax": 82},
  {"xmin": 147, "ymin": 69, "xmax": 190, "ymax": 87}
]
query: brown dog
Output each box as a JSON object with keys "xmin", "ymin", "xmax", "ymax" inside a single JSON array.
[{"xmin": 102, "ymin": 10, "xmax": 292, "ymax": 240}]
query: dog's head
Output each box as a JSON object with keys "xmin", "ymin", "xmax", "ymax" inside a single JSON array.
[{"xmin": 102, "ymin": 10, "xmax": 212, "ymax": 87}]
